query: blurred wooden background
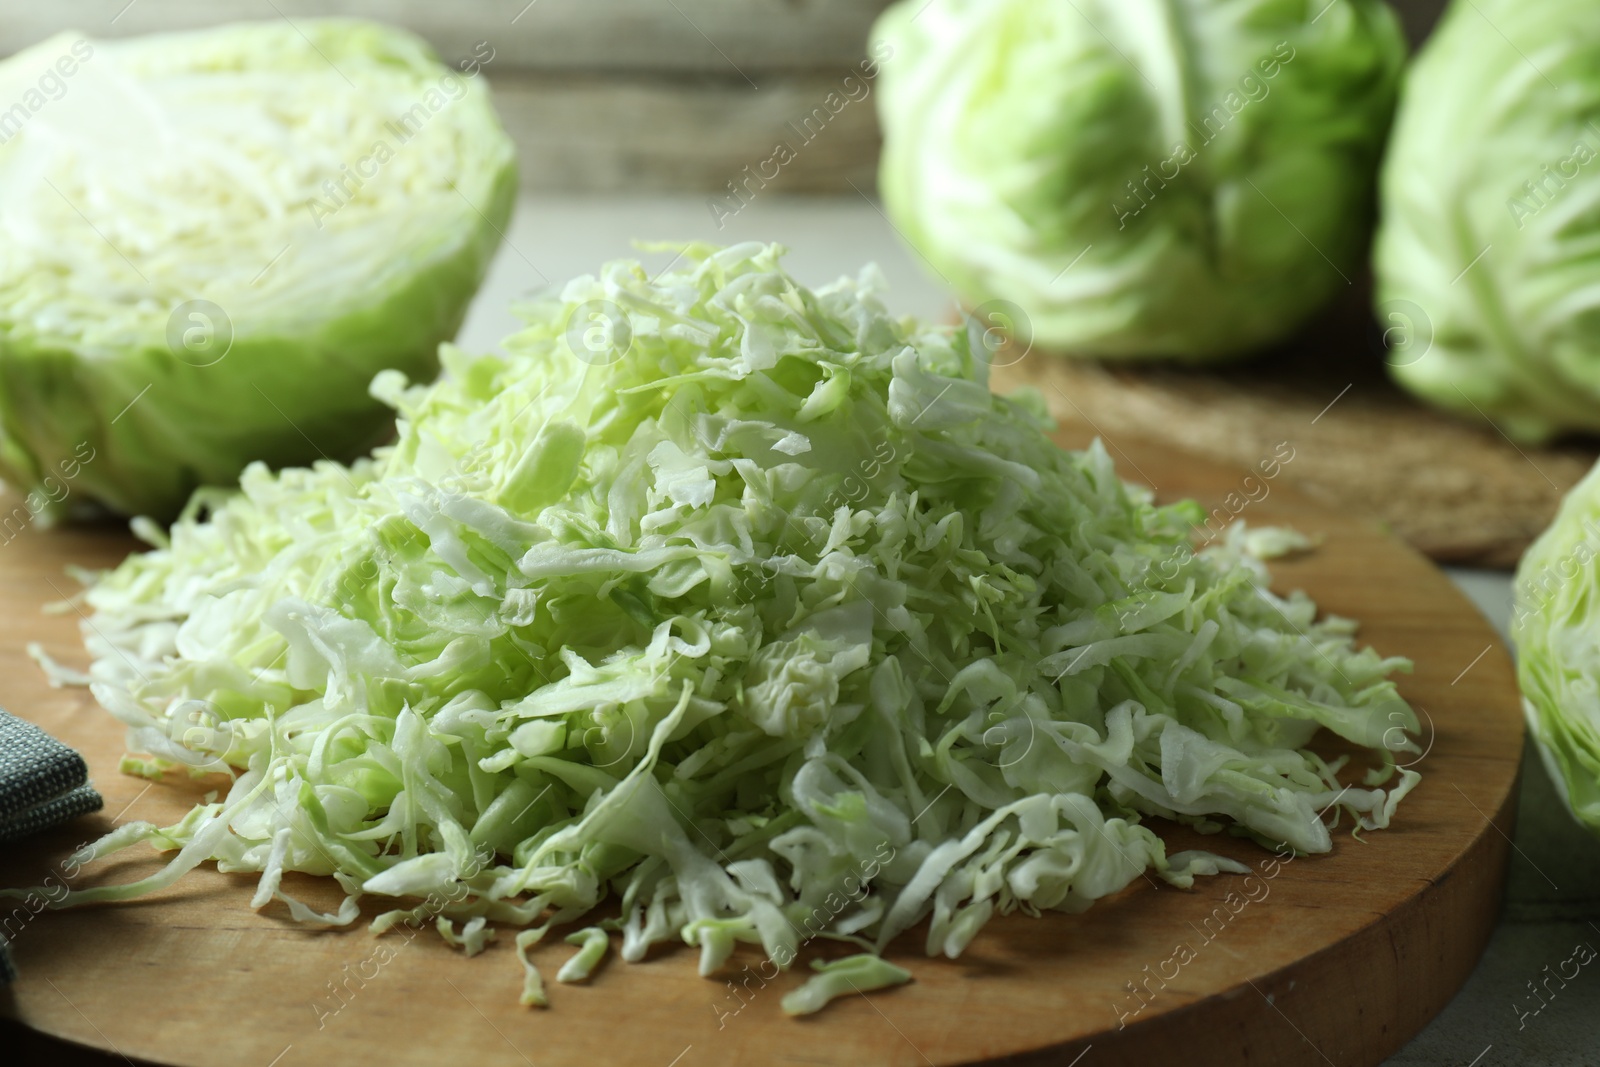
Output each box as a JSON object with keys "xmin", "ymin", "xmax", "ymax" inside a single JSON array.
[{"xmin": 1, "ymin": 0, "xmax": 1448, "ymax": 192}]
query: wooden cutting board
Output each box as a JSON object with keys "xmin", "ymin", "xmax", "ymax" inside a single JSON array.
[{"xmin": 0, "ymin": 430, "xmax": 1523, "ymax": 1067}]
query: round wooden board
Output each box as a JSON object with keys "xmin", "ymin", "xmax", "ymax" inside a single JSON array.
[{"xmin": 0, "ymin": 430, "xmax": 1522, "ymax": 1067}]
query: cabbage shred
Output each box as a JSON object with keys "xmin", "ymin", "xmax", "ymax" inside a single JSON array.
[{"xmin": 49, "ymin": 242, "xmax": 1419, "ymax": 1008}]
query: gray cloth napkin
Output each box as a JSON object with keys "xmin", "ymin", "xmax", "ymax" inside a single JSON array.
[{"xmin": 0, "ymin": 709, "xmax": 103, "ymax": 983}]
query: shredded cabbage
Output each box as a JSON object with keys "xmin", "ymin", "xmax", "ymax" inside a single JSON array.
[
  {"xmin": 557, "ymin": 926, "xmax": 609, "ymax": 983},
  {"xmin": 781, "ymin": 954, "xmax": 914, "ymax": 1016},
  {"xmin": 25, "ymin": 242, "xmax": 1418, "ymax": 1011}
]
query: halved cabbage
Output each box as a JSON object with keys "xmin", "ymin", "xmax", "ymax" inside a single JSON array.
[{"xmin": 0, "ymin": 20, "xmax": 514, "ymax": 519}]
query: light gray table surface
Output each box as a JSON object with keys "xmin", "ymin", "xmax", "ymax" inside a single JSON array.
[{"xmin": 455, "ymin": 193, "xmax": 1597, "ymax": 1066}]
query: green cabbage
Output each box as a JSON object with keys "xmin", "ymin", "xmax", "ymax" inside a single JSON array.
[
  {"xmin": 872, "ymin": 0, "xmax": 1405, "ymax": 361},
  {"xmin": 1514, "ymin": 458, "xmax": 1600, "ymax": 830},
  {"xmin": 0, "ymin": 21, "xmax": 514, "ymax": 520},
  {"xmin": 1375, "ymin": 0, "xmax": 1600, "ymax": 441},
  {"xmin": 26, "ymin": 243, "xmax": 1418, "ymax": 1011}
]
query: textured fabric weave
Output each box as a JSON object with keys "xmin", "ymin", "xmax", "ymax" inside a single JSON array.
[
  {"xmin": 0, "ymin": 710, "xmax": 101, "ymax": 837},
  {"xmin": 0, "ymin": 709, "xmax": 103, "ymax": 985},
  {"xmin": 0, "ymin": 781, "xmax": 103, "ymax": 843}
]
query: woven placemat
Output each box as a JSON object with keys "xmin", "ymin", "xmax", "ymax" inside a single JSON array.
[{"xmin": 992, "ymin": 296, "xmax": 1597, "ymax": 570}]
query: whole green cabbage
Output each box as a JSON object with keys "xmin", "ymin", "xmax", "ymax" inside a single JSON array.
[
  {"xmin": 1375, "ymin": 0, "xmax": 1600, "ymax": 441},
  {"xmin": 1515, "ymin": 458, "xmax": 1600, "ymax": 832},
  {"xmin": 0, "ymin": 21, "xmax": 514, "ymax": 521},
  {"xmin": 871, "ymin": 0, "xmax": 1406, "ymax": 361}
]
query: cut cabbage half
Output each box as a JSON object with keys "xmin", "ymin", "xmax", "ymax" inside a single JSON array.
[{"xmin": 0, "ymin": 20, "xmax": 515, "ymax": 519}]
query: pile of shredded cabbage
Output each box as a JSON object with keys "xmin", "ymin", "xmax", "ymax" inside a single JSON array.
[{"xmin": 36, "ymin": 242, "xmax": 1420, "ymax": 1012}]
